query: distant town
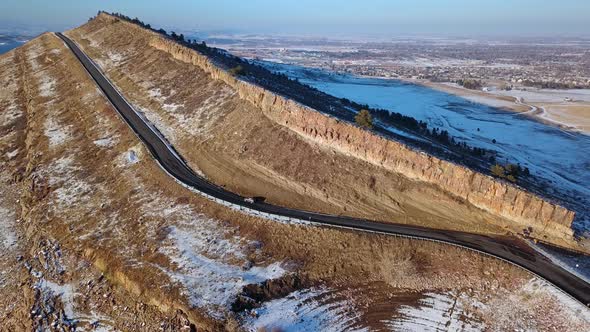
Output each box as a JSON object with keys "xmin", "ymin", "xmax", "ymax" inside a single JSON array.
[{"xmin": 205, "ymin": 35, "xmax": 590, "ymax": 90}]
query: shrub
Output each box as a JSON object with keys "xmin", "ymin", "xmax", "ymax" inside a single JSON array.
[
  {"xmin": 491, "ymin": 164, "xmax": 506, "ymax": 178},
  {"xmin": 505, "ymin": 163, "xmax": 520, "ymax": 177},
  {"xmin": 457, "ymin": 79, "xmax": 484, "ymax": 90},
  {"xmin": 228, "ymin": 65, "xmax": 244, "ymax": 76},
  {"xmin": 355, "ymin": 109, "xmax": 373, "ymax": 129},
  {"xmin": 491, "ymin": 163, "xmax": 526, "ymax": 182}
]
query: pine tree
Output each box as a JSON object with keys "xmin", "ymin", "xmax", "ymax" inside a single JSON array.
[{"xmin": 355, "ymin": 109, "xmax": 373, "ymax": 129}]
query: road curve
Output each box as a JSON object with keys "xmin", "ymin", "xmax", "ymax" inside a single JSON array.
[{"xmin": 56, "ymin": 32, "xmax": 590, "ymax": 306}]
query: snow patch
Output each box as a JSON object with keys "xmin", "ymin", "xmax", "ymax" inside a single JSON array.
[
  {"xmin": 136, "ymin": 106, "xmax": 178, "ymax": 142},
  {"xmin": 473, "ymin": 277, "xmax": 590, "ymax": 330},
  {"xmin": 5, "ymin": 148, "xmax": 18, "ymax": 160},
  {"xmin": 88, "ymin": 38, "xmax": 100, "ymax": 48},
  {"xmin": 107, "ymin": 51, "xmax": 123, "ymax": 64},
  {"xmin": 0, "ymin": 206, "xmax": 17, "ymax": 250},
  {"xmin": 26, "ymin": 43, "xmax": 43, "ymax": 71},
  {"xmin": 47, "ymin": 156, "xmax": 76, "ymax": 186},
  {"xmin": 37, "ymin": 279, "xmax": 77, "ymax": 318},
  {"xmin": 160, "ymin": 221, "xmax": 285, "ymax": 317},
  {"xmin": 93, "ymin": 137, "xmax": 116, "ymax": 148},
  {"xmin": 384, "ymin": 292, "xmax": 485, "ymax": 331},
  {"xmin": 148, "ymin": 88, "xmax": 162, "ymax": 99},
  {"xmin": 35, "ymin": 279, "xmax": 115, "ymax": 330},
  {"xmin": 0, "ymin": 104, "xmax": 22, "ymax": 126},
  {"xmin": 54, "ymin": 180, "xmax": 92, "ymax": 208},
  {"xmin": 125, "ymin": 150, "xmax": 139, "ymax": 164},
  {"xmin": 244, "ymin": 287, "xmax": 366, "ymax": 332},
  {"xmin": 44, "ymin": 117, "xmax": 71, "ymax": 148},
  {"xmin": 46, "ymin": 156, "xmax": 92, "ymax": 208},
  {"xmin": 163, "ymin": 103, "xmax": 184, "ymax": 112},
  {"xmin": 38, "ymin": 74, "xmax": 56, "ymax": 97},
  {"xmin": 522, "ymin": 278, "xmax": 590, "ymax": 323},
  {"xmin": 144, "ymin": 196, "xmax": 287, "ymax": 318},
  {"xmin": 97, "ymin": 51, "xmax": 125, "ymax": 69},
  {"xmin": 147, "ymin": 88, "xmax": 185, "ymax": 112}
]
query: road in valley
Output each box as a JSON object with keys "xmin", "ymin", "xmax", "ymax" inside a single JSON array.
[{"xmin": 56, "ymin": 32, "xmax": 590, "ymax": 306}]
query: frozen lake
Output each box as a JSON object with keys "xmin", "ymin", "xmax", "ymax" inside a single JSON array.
[{"xmin": 259, "ymin": 61, "xmax": 590, "ymax": 234}]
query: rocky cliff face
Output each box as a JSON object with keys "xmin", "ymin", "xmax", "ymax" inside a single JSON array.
[{"xmin": 105, "ymin": 15, "xmax": 575, "ymax": 242}]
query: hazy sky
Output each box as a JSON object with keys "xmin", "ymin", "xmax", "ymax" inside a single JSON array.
[{"xmin": 1, "ymin": 0, "xmax": 589, "ymax": 37}]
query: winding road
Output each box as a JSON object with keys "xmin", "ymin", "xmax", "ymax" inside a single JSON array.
[{"xmin": 56, "ymin": 32, "xmax": 590, "ymax": 306}]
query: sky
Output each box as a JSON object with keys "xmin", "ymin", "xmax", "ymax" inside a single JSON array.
[{"xmin": 1, "ymin": 0, "xmax": 589, "ymax": 37}]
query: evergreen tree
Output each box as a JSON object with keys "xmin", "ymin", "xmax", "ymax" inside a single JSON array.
[{"xmin": 355, "ymin": 109, "xmax": 373, "ymax": 129}]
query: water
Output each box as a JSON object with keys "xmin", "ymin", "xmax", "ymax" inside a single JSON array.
[
  {"xmin": 260, "ymin": 61, "xmax": 590, "ymax": 233},
  {"xmin": 0, "ymin": 41, "xmax": 25, "ymax": 55}
]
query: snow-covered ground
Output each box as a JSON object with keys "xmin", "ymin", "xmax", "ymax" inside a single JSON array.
[
  {"xmin": 46, "ymin": 155, "xmax": 92, "ymax": 209},
  {"xmin": 161, "ymin": 222, "xmax": 285, "ymax": 317},
  {"xmin": 93, "ymin": 136, "xmax": 117, "ymax": 148},
  {"xmin": 383, "ymin": 292, "xmax": 485, "ymax": 331},
  {"xmin": 94, "ymin": 51, "xmax": 126, "ymax": 70},
  {"xmin": 0, "ymin": 206, "xmax": 17, "ymax": 251},
  {"xmin": 141, "ymin": 191, "xmax": 287, "ymax": 318},
  {"xmin": 0, "ymin": 104, "xmax": 21, "ymax": 127},
  {"xmin": 35, "ymin": 278, "xmax": 115, "ymax": 331},
  {"xmin": 260, "ymin": 61, "xmax": 590, "ymax": 234},
  {"xmin": 243, "ymin": 287, "xmax": 366, "ymax": 332},
  {"xmin": 490, "ymin": 88, "xmax": 590, "ymax": 103},
  {"xmin": 44, "ymin": 117, "xmax": 72, "ymax": 148},
  {"xmin": 142, "ymin": 84, "xmax": 236, "ymax": 139}
]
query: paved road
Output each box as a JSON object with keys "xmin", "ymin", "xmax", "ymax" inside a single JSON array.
[{"xmin": 57, "ymin": 32, "xmax": 590, "ymax": 306}]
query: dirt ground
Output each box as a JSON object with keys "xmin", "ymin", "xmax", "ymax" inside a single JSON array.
[
  {"xmin": 535, "ymin": 103, "xmax": 590, "ymax": 133},
  {"xmin": 0, "ymin": 22, "xmax": 588, "ymax": 330}
]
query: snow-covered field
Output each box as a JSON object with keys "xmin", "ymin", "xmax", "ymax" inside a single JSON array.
[
  {"xmin": 490, "ymin": 88, "xmax": 590, "ymax": 103},
  {"xmin": 260, "ymin": 61, "xmax": 590, "ymax": 233}
]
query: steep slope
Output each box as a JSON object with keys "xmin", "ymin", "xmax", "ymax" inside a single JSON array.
[
  {"xmin": 65, "ymin": 13, "xmax": 580, "ymax": 251},
  {"xmin": 0, "ymin": 25, "xmax": 589, "ymax": 330}
]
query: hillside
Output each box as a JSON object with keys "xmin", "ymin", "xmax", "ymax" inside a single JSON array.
[
  {"xmin": 0, "ymin": 14, "xmax": 588, "ymax": 330},
  {"xmin": 63, "ymin": 13, "xmax": 583, "ymax": 251}
]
